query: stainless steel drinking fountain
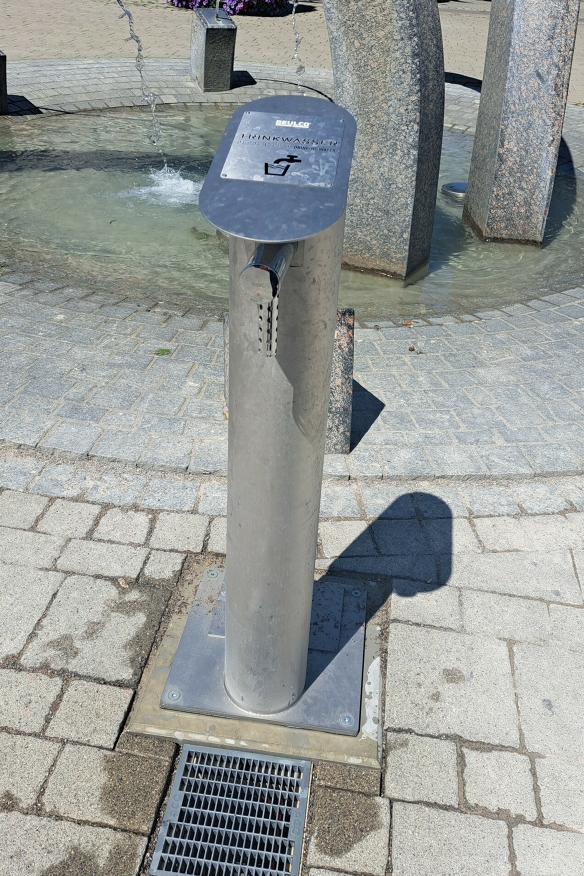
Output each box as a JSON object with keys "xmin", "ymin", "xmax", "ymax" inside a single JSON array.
[{"xmin": 160, "ymin": 95, "xmax": 362, "ymax": 734}]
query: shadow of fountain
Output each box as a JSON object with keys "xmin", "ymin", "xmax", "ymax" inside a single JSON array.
[
  {"xmin": 5, "ymin": 95, "xmax": 43, "ymax": 116},
  {"xmin": 304, "ymin": 492, "xmax": 453, "ymax": 692},
  {"xmin": 544, "ymin": 137, "xmax": 578, "ymax": 247},
  {"xmin": 426, "ymin": 200, "xmax": 472, "ymax": 275},
  {"xmin": 444, "ymin": 71, "xmax": 482, "ymax": 93},
  {"xmin": 350, "ymin": 379, "xmax": 385, "ymax": 450}
]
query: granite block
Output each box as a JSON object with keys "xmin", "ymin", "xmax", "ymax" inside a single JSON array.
[
  {"xmin": 464, "ymin": 0, "xmax": 580, "ymax": 243},
  {"xmin": 190, "ymin": 8, "xmax": 236, "ymax": 93},
  {"xmin": 322, "ymin": 0, "xmax": 444, "ymax": 279},
  {"xmin": 326, "ymin": 308, "xmax": 354, "ymax": 454}
]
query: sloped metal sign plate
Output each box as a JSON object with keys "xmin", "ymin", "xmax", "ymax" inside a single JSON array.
[{"xmin": 221, "ymin": 111, "xmax": 345, "ymax": 188}]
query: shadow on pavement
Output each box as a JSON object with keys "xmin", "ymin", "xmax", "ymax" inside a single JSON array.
[
  {"xmin": 350, "ymin": 380, "xmax": 385, "ymax": 450},
  {"xmin": 326, "ymin": 492, "xmax": 453, "ymax": 596}
]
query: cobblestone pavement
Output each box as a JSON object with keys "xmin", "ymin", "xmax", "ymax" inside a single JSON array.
[
  {"xmin": 5, "ymin": 59, "xmax": 335, "ymax": 115},
  {"xmin": 3, "ymin": 446, "xmax": 584, "ymax": 873},
  {"xmin": 2, "ymin": 271, "xmax": 584, "ymax": 481},
  {"xmin": 3, "ymin": 0, "xmax": 584, "ymax": 104}
]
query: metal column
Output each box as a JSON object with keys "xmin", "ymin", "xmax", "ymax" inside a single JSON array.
[
  {"xmin": 162, "ymin": 95, "xmax": 362, "ymax": 733},
  {"xmin": 225, "ymin": 222, "xmax": 344, "ymax": 713}
]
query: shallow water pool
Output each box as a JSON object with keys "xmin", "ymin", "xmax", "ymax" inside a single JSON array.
[{"xmin": 0, "ymin": 105, "xmax": 581, "ymax": 319}]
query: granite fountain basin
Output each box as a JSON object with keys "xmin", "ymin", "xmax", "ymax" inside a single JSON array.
[{"xmin": 0, "ymin": 104, "xmax": 581, "ymax": 320}]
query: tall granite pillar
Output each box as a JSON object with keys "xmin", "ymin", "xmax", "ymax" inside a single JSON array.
[
  {"xmin": 464, "ymin": 0, "xmax": 580, "ymax": 244},
  {"xmin": 322, "ymin": 0, "xmax": 444, "ymax": 282}
]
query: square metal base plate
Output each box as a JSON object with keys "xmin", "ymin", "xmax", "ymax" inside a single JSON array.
[
  {"xmin": 161, "ymin": 569, "xmax": 366, "ymax": 736},
  {"xmin": 127, "ymin": 562, "xmax": 383, "ymax": 769}
]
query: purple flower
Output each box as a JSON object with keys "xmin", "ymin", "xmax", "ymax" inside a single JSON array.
[{"xmin": 165, "ymin": 0, "xmax": 290, "ymax": 15}]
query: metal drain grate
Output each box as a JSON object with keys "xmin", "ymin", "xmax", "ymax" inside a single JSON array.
[{"xmin": 150, "ymin": 744, "xmax": 311, "ymax": 876}]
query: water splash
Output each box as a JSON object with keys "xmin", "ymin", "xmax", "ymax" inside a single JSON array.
[
  {"xmin": 291, "ymin": 1, "xmax": 306, "ymax": 95},
  {"xmin": 116, "ymin": 0, "xmax": 166, "ymax": 162},
  {"xmin": 120, "ymin": 167, "xmax": 203, "ymax": 206}
]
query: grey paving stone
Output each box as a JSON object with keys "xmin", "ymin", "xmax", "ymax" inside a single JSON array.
[
  {"xmin": 43, "ymin": 743, "xmax": 169, "ymax": 833},
  {"xmin": 22, "ymin": 575, "xmax": 167, "ymax": 684},
  {"xmin": 514, "ymin": 823, "xmax": 584, "ymax": 876},
  {"xmin": 536, "ymin": 757, "xmax": 584, "ymax": 831},
  {"xmin": 319, "ymin": 521, "xmax": 376, "ymax": 558},
  {"xmin": 41, "ymin": 421, "xmax": 102, "ymax": 455},
  {"xmin": 136, "ymin": 392, "xmax": 184, "ymax": 416},
  {"xmin": 385, "ymin": 625, "xmax": 519, "ymax": 746},
  {"xmin": 149, "ymin": 512, "xmax": 209, "ymax": 553},
  {"xmin": 322, "ymin": 454, "xmax": 350, "ymax": 479},
  {"xmin": 514, "ymin": 642, "xmax": 584, "ymax": 759},
  {"xmin": 90, "ymin": 430, "xmax": 150, "ymax": 463},
  {"xmin": 0, "ymin": 490, "xmax": 48, "ymax": 529},
  {"xmin": 372, "ymin": 519, "xmax": 431, "ymax": 555},
  {"xmin": 477, "ymin": 445, "xmax": 534, "ymax": 475},
  {"xmin": 523, "ymin": 442, "xmax": 581, "ymax": 473},
  {"xmin": 0, "ymin": 732, "xmax": 60, "ymax": 807},
  {"xmin": 208, "ymin": 516, "xmax": 226, "ymax": 554},
  {"xmin": 385, "ymin": 732, "xmax": 458, "ymax": 805},
  {"xmin": 412, "ymin": 488, "xmax": 468, "ymax": 519},
  {"xmin": 36, "ymin": 499, "xmax": 101, "ymax": 538},
  {"xmin": 0, "ymin": 668, "xmax": 62, "ymax": 733},
  {"xmin": 189, "ymin": 439, "xmax": 228, "ymax": 474},
  {"xmin": 447, "ymin": 551, "xmax": 582, "ymax": 604},
  {"xmin": 462, "ymin": 590, "xmax": 551, "ymax": 643},
  {"xmin": 0, "ymin": 455, "xmax": 44, "ymax": 490},
  {"xmin": 0, "ymin": 563, "xmax": 65, "ymax": 659},
  {"xmin": 510, "ymin": 483, "xmax": 569, "ymax": 514},
  {"xmin": 424, "ymin": 518, "xmax": 480, "ymax": 554},
  {"xmin": 475, "ymin": 514, "xmax": 582, "ymax": 552},
  {"xmin": 58, "ymin": 402, "xmax": 106, "ymax": 422},
  {"xmin": 139, "ymin": 477, "xmax": 199, "ymax": 512},
  {"xmin": 0, "ymin": 526, "xmax": 64, "ymax": 569},
  {"xmin": 9, "ymin": 396, "xmax": 60, "ymax": 418},
  {"xmin": 47, "ymin": 680, "xmax": 132, "ymax": 748},
  {"xmin": 31, "ymin": 464, "xmax": 88, "ymax": 498},
  {"xmin": 549, "ymin": 603, "xmax": 584, "ymax": 653},
  {"xmin": 0, "ymin": 810, "xmax": 147, "ymax": 875},
  {"xmin": 93, "ymin": 508, "xmax": 151, "ymax": 545},
  {"xmin": 22, "ymin": 377, "xmax": 74, "ymax": 399},
  {"xmin": 142, "ymin": 550, "xmax": 186, "ymax": 584},
  {"xmin": 461, "ymin": 485, "xmax": 520, "ymax": 516},
  {"xmin": 98, "ymin": 411, "xmax": 141, "ymax": 431},
  {"xmin": 57, "ymin": 540, "xmax": 147, "ymax": 579},
  {"xmin": 360, "ymin": 487, "xmax": 417, "ymax": 520},
  {"xmin": 307, "ymin": 788, "xmax": 390, "ymax": 876},
  {"xmin": 139, "ymin": 436, "xmax": 193, "ymax": 471},
  {"xmin": 89, "ymin": 387, "xmax": 141, "ymax": 410},
  {"xmin": 0, "ymin": 413, "xmax": 54, "ymax": 446},
  {"xmin": 349, "ymin": 447, "xmax": 384, "ymax": 478},
  {"xmin": 197, "ymin": 482, "xmax": 228, "ymax": 516},
  {"xmin": 391, "ymin": 584, "xmax": 462, "ymax": 631},
  {"xmin": 84, "ymin": 471, "xmax": 147, "ymax": 506},
  {"xmin": 378, "ymin": 446, "xmax": 435, "ymax": 478},
  {"xmin": 463, "ymin": 748, "xmax": 536, "ymax": 819},
  {"xmin": 140, "ymin": 414, "xmax": 184, "ymax": 435},
  {"xmin": 391, "ymin": 803, "xmax": 509, "ymax": 876}
]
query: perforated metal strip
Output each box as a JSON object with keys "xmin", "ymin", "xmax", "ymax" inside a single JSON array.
[{"xmin": 150, "ymin": 744, "xmax": 311, "ymax": 876}]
